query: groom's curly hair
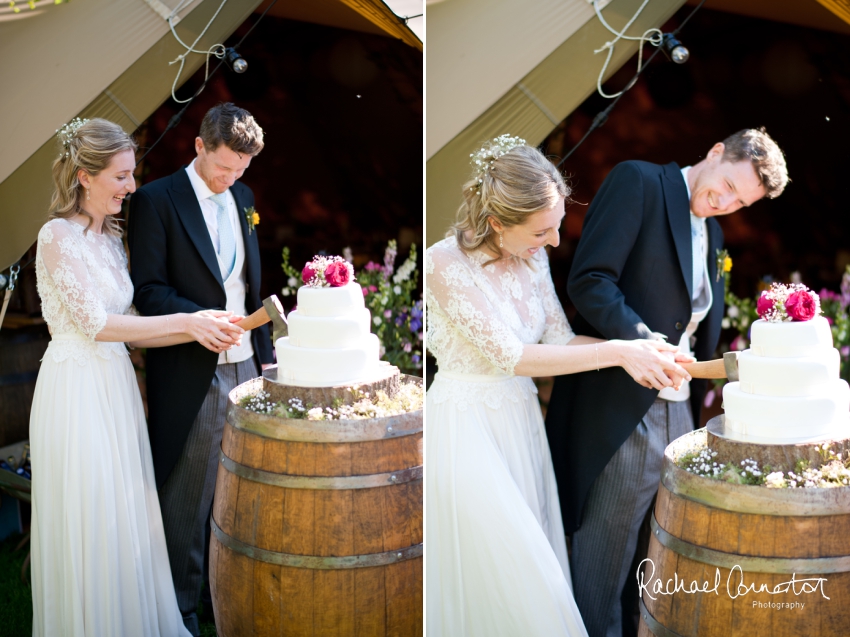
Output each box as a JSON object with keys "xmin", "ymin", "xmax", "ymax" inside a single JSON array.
[
  {"xmin": 720, "ymin": 127, "xmax": 788, "ymax": 199},
  {"xmin": 199, "ymin": 102, "xmax": 264, "ymax": 156}
]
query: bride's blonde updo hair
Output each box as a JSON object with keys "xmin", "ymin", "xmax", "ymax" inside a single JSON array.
[
  {"xmin": 450, "ymin": 134, "xmax": 570, "ymax": 257},
  {"xmin": 49, "ymin": 117, "xmax": 138, "ymax": 237}
]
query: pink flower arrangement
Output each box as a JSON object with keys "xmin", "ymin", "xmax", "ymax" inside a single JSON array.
[
  {"xmin": 300, "ymin": 255, "xmax": 355, "ymax": 288},
  {"xmin": 756, "ymin": 282, "xmax": 821, "ymax": 323}
]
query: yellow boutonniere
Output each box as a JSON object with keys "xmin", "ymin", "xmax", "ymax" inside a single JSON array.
[
  {"xmin": 716, "ymin": 248, "xmax": 732, "ymax": 282},
  {"xmin": 244, "ymin": 206, "xmax": 259, "ymax": 235}
]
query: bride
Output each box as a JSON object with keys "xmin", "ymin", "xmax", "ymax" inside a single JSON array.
[
  {"xmin": 30, "ymin": 118, "xmax": 244, "ymax": 636},
  {"xmin": 425, "ymin": 135, "xmax": 691, "ymax": 636}
]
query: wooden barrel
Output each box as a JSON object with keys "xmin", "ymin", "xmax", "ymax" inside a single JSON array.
[
  {"xmin": 0, "ymin": 325, "xmax": 50, "ymax": 448},
  {"xmin": 210, "ymin": 376, "xmax": 423, "ymax": 637},
  {"xmin": 638, "ymin": 429, "xmax": 850, "ymax": 637}
]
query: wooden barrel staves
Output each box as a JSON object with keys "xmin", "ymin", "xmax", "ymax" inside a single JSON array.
[
  {"xmin": 638, "ymin": 428, "xmax": 850, "ymax": 637},
  {"xmin": 210, "ymin": 375, "xmax": 423, "ymax": 636}
]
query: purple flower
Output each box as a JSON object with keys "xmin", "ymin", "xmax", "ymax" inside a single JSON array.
[
  {"xmin": 384, "ymin": 310, "xmax": 392, "ymax": 319},
  {"xmin": 383, "ymin": 243, "xmax": 397, "ymax": 280},
  {"xmin": 409, "ymin": 318, "xmax": 422, "ymax": 333},
  {"xmin": 842, "ymin": 346, "xmax": 850, "ymax": 359},
  {"xmin": 412, "ymin": 354, "xmax": 421, "ymax": 365},
  {"xmin": 403, "ymin": 341, "xmax": 412, "ymax": 353},
  {"xmin": 364, "ymin": 261, "xmax": 382, "ymax": 272},
  {"xmin": 395, "ymin": 312, "xmax": 408, "ymax": 327},
  {"xmin": 842, "ymin": 270, "xmax": 850, "ymax": 308}
]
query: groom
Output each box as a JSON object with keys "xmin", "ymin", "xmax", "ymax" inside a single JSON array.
[
  {"xmin": 128, "ymin": 102, "xmax": 273, "ymax": 636},
  {"xmin": 545, "ymin": 129, "xmax": 788, "ymax": 637}
]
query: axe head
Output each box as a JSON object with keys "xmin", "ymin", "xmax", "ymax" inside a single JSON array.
[
  {"xmin": 723, "ymin": 351, "xmax": 740, "ymax": 382},
  {"xmin": 263, "ymin": 295, "xmax": 288, "ymax": 343}
]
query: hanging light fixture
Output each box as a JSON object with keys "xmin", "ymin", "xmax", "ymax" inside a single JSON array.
[
  {"xmin": 224, "ymin": 47, "xmax": 248, "ymax": 74},
  {"xmin": 662, "ymin": 34, "xmax": 690, "ymax": 64}
]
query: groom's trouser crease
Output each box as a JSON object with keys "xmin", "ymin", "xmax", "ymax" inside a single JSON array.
[
  {"xmin": 569, "ymin": 398, "xmax": 692, "ymax": 637},
  {"xmin": 157, "ymin": 358, "xmax": 259, "ymax": 620}
]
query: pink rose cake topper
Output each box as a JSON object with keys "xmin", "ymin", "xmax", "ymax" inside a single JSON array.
[
  {"xmin": 756, "ymin": 282, "xmax": 821, "ymax": 322},
  {"xmin": 301, "ymin": 255, "xmax": 355, "ymax": 288}
]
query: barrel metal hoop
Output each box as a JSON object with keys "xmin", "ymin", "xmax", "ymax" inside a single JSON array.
[
  {"xmin": 639, "ymin": 598, "xmax": 685, "ymax": 637},
  {"xmin": 651, "ymin": 513, "xmax": 850, "ymax": 574},
  {"xmin": 226, "ymin": 402, "xmax": 423, "ymax": 443},
  {"xmin": 211, "ymin": 517, "xmax": 422, "ymax": 569},
  {"xmin": 220, "ymin": 450, "xmax": 422, "ymax": 489}
]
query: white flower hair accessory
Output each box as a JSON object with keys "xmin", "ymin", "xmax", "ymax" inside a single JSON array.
[
  {"xmin": 468, "ymin": 134, "xmax": 527, "ymax": 195},
  {"xmin": 56, "ymin": 117, "xmax": 89, "ymax": 159}
]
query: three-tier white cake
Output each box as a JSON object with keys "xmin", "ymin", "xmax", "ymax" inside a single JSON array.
[
  {"xmin": 722, "ymin": 316, "xmax": 850, "ymax": 443},
  {"xmin": 275, "ymin": 282, "xmax": 382, "ymax": 387}
]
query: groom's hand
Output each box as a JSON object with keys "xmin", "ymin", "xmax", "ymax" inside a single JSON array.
[{"xmin": 187, "ymin": 310, "xmax": 245, "ymax": 353}]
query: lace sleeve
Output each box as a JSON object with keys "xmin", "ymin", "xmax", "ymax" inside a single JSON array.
[
  {"xmin": 535, "ymin": 250, "xmax": 575, "ymax": 346},
  {"xmin": 426, "ymin": 246, "xmax": 525, "ymax": 374},
  {"xmin": 38, "ymin": 222, "xmax": 108, "ymax": 340}
]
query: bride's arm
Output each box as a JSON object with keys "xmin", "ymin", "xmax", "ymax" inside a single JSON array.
[
  {"xmin": 514, "ymin": 338, "xmax": 688, "ymax": 390},
  {"xmin": 98, "ymin": 311, "xmax": 244, "ymax": 352}
]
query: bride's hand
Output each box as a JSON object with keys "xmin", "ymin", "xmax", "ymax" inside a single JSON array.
[
  {"xmin": 182, "ymin": 311, "xmax": 245, "ymax": 353},
  {"xmin": 610, "ymin": 339, "xmax": 692, "ymax": 391}
]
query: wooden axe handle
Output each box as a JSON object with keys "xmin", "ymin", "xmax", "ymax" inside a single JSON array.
[
  {"xmin": 235, "ymin": 306, "xmax": 270, "ymax": 331},
  {"xmin": 680, "ymin": 358, "xmax": 727, "ymax": 379}
]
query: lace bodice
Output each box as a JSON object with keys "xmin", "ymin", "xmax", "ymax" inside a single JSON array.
[
  {"xmin": 36, "ymin": 218, "xmax": 135, "ymax": 363},
  {"xmin": 426, "ymin": 236, "xmax": 575, "ymax": 377}
]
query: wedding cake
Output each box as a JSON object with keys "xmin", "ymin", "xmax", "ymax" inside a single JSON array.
[
  {"xmin": 274, "ymin": 255, "xmax": 386, "ymax": 388},
  {"xmin": 722, "ymin": 284, "xmax": 850, "ymax": 443}
]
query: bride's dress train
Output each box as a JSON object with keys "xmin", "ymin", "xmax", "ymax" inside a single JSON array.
[
  {"xmin": 30, "ymin": 218, "xmax": 190, "ymax": 636},
  {"xmin": 426, "ymin": 237, "xmax": 588, "ymax": 637}
]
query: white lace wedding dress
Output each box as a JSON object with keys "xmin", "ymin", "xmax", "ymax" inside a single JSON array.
[
  {"xmin": 426, "ymin": 236, "xmax": 588, "ymax": 637},
  {"xmin": 30, "ymin": 218, "xmax": 190, "ymax": 637}
]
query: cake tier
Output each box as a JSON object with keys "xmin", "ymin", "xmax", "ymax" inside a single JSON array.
[
  {"xmin": 275, "ymin": 333, "xmax": 381, "ymax": 387},
  {"xmin": 287, "ymin": 308, "xmax": 371, "ymax": 349},
  {"xmin": 296, "ymin": 283, "xmax": 364, "ymax": 317},
  {"xmin": 736, "ymin": 348, "xmax": 840, "ymax": 397},
  {"xmin": 749, "ymin": 316, "xmax": 834, "ymax": 358},
  {"xmin": 722, "ymin": 379, "xmax": 850, "ymax": 443}
]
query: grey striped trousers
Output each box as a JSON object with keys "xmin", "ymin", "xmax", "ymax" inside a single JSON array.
[
  {"xmin": 570, "ymin": 398, "xmax": 693, "ymax": 637},
  {"xmin": 158, "ymin": 358, "xmax": 259, "ymax": 618}
]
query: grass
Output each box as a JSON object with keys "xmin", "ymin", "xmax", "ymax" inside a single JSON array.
[
  {"xmin": 0, "ymin": 532, "xmax": 32, "ymax": 636},
  {"xmin": 0, "ymin": 532, "xmax": 218, "ymax": 636}
]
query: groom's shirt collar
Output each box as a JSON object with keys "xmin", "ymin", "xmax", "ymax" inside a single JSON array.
[{"xmin": 186, "ymin": 158, "xmax": 217, "ymax": 201}]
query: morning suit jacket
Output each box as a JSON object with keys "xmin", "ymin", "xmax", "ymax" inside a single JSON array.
[
  {"xmin": 544, "ymin": 160, "xmax": 725, "ymax": 535},
  {"xmin": 127, "ymin": 168, "xmax": 273, "ymax": 489}
]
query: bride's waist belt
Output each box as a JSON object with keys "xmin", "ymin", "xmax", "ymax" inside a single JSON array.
[
  {"xmin": 50, "ymin": 333, "xmax": 91, "ymax": 342},
  {"xmin": 437, "ymin": 371, "xmax": 513, "ymax": 383}
]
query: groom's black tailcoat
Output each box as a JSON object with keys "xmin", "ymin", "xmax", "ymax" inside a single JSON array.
[
  {"xmin": 128, "ymin": 168, "xmax": 273, "ymax": 489},
  {"xmin": 545, "ymin": 161, "xmax": 725, "ymax": 535}
]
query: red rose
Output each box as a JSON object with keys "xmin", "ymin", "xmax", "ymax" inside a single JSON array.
[
  {"xmin": 325, "ymin": 261, "xmax": 351, "ymax": 287},
  {"xmin": 302, "ymin": 262, "xmax": 316, "ymax": 283},
  {"xmin": 756, "ymin": 293, "xmax": 774, "ymax": 318},
  {"xmin": 786, "ymin": 290, "xmax": 816, "ymax": 321}
]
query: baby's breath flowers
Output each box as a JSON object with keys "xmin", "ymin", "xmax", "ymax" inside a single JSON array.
[
  {"xmin": 677, "ymin": 440, "xmax": 850, "ymax": 488},
  {"xmin": 468, "ymin": 134, "xmax": 527, "ymax": 195},
  {"xmin": 238, "ymin": 382, "xmax": 423, "ymax": 421}
]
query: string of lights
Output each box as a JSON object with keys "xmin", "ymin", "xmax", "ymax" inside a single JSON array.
[
  {"xmin": 136, "ymin": 0, "xmax": 280, "ymax": 166},
  {"xmin": 0, "ymin": 0, "xmax": 281, "ymax": 295},
  {"xmin": 556, "ymin": 0, "xmax": 708, "ymax": 168}
]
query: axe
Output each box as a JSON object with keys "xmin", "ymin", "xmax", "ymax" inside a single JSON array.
[
  {"xmin": 234, "ymin": 294, "xmax": 288, "ymax": 343},
  {"xmin": 681, "ymin": 351, "xmax": 740, "ymax": 381}
]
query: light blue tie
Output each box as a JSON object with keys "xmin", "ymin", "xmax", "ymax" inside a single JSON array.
[{"xmin": 210, "ymin": 192, "xmax": 236, "ymax": 279}]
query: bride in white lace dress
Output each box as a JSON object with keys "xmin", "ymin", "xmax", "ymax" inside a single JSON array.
[
  {"xmin": 425, "ymin": 137, "xmax": 691, "ymax": 637},
  {"xmin": 30, "ymin": 119, "xmax": 244, "ymax": 636}
]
